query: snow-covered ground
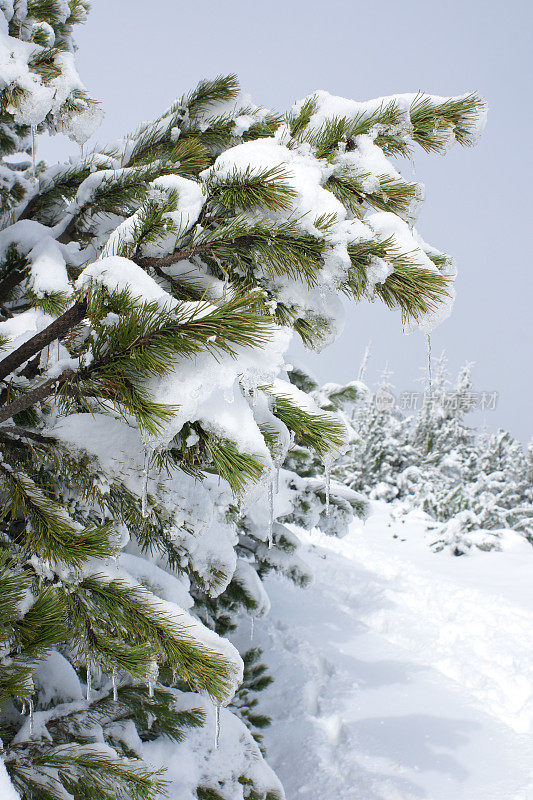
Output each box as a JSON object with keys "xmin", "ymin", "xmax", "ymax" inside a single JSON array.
[{"xmin": 235, "ymin": 503, "xmax": 533, "ymax": 799}]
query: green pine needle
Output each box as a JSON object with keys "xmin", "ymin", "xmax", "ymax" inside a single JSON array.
[{"xmin": 204, "ymin": 165, "xmax": 297, "ymax": 212}]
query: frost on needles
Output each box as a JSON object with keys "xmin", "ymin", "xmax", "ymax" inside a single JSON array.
[{"xmin": 0, "ymin": 3, "xmax": 486, "ymax": 798}]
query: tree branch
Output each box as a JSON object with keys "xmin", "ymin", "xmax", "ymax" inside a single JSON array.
[
  {"xmin": 0, "ymin": 370, "xmax": 75, "ymax": 425},
  {"xmin": 135, "ymin": 243, "xmax": 212, "ymax": 270},
  {"xmin": 0, "ymin": 425, "xmax": 55, "ymax": 445},
  {"xmin": 0, "ymin": 268, "xmax": 27, "ymax": 302},
  {"xmin": 0, "ymin": 299, "xmax": 87, "ymax": 383}
]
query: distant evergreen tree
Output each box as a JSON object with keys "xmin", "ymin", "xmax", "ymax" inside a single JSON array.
[
  {"xmin": 330, "ymin": 358, "xmax": 532, "ymax": 555},
  {"xmin": 346, "ymin": 368, "xmax": 415, "ymax": 501},
  {"xmin": 410, "ymin": 360, "xmax": 479, "ymax": 529},
  {"xmin": 471, "ymin": 429, "xmax": 533, "ymax": 543}
]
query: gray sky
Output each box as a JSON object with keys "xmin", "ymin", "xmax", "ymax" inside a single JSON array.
[{"xmin": 41, "ymin": 0, "xmax": 532, "ymax": 441}]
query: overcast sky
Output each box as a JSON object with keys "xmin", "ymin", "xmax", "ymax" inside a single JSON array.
[{"xmin": 41, "ymin": 0, "xmax": 532, "ymax": 441}]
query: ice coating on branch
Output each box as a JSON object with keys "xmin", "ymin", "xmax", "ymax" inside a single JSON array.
[
  {"xmin": 85, "ymin": 666, "xmax": 91, "ymax": 702},
  {"xmin": 140, "ymin": 445, "xmax": 151, "ymax": 519},
  {"xmin": 65, "ymin": 102, "xmax": 104, "ymax": 145},
  {"xmin": 214, "ymin": 704, "xmax": 220, "ymax": 748},
  {"xmin": 267, "ymin": 482, "xmax": 274, "ymax": 547}
]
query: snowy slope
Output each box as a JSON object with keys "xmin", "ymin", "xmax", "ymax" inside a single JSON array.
[{"xmin": 234, "ymin": 503, "xmax": 533, "ymax": 800}]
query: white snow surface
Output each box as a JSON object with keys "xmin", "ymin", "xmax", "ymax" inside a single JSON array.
[
  {"xmin": 142, "ymin": 693, "xmax": 283, "ymax": 800},
  {"xmin": 291, "ymin": 89, "xmax": 488, "ymax": 149},
  {"xmin": 50, "ymin": 413, "xmax": 239, "ymax": 598},
  {"xmin": 0, "ymin": 758, "xmax": 19, "ymax": 800},
  {"xmin": 33, "ymin": 650, "xmax": 84, "ymax": 705},
  {"xmin": 0, "ymin": 21, "xmax": 100, "ymax": 141},
  {"xmin": 203, "ymin": 138, "xmax": 346, "ymax": 234},
  {"xmin": 28, "ymin": 236, "xmax": 71, "ymax": 297},
  {"xmin": 235, "ymin": 502, "xmax": 533, "ymax": 799},
  {"xmin": 145, "ymin": 324, "xmax": 292, "ymax": 451},
  {"xmin": 77, "ymin": 255, "xmax": 178, "ymax": 309}
]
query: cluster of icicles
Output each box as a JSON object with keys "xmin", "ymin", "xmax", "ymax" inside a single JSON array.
[{"xmin": 20, "ymin": 671, "xmax": 224, "ymax": 750}]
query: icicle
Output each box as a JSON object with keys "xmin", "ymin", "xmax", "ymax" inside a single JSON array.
[
  {"xmin": 141, "ymin": 447, "xmax": 151, "ymax": 518},
  {"xmin": 112, "ymin": 670, "xmax": 118, "ymax": 702},
  {"xmin": 28, "ymin": 697, "xmax": 34, "ymax": 736},
  {"xmin": 250, "ymin": 616, "xmax": 254, "ymax": 642},
  {"xmin": 426, "ymin": 334, "xmax": 433, "ymax": 396},
  {"xmin": 222, "ymin": 277, "xmax": 228, "ymax": 300},
  {"xmin": 30, "ymin": 125, "xmax": 36, "ymax": 178},
  {"xmin": 275, "ymin": 467, "xmax": 280, "ymax": 494},
  {"xmin": 21, "ymin": 699, "xmax": 26, "ymax": 715},
  {"xmin": 148, "ymin": 678, "xmax": 154, "ymax": 698},
  {"xmin": 267, "ymin": 482, "xmax": 274, "ymax": 548},
  {"xmin": 357, "ymin": 341, "xmax": 372, "ymax": 382},
  {"xmin": 324, "ymin": 459, "xmax": 331, "ymax": 516},
  {"xmin": 86, "ymin": 666, "xmax": 91, "ymax": 702},
  {"xmin": 214, "ymin": 704, "xmax": 221, "ymax": 749}
]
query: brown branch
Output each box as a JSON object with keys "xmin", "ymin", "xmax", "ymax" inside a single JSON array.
[
  {"xmin": 135, "ymin": 242, "xmax": 212, "ymax": 270},
  {"xmin": 0, "ymin": 370, "xmax": 75, "ymax": 425},
  {"xmin": 0, "ymin": 299, "xmax": 87, "ymax": 383},
  {"xmin": 0, "ymin": 425, "xmax": 55, "ymax": 445},
  {"xmin": 56, "ymin": 217, "xmax": 78, "ymax": 245},
  {"xmin": 19, "ymin": 352, "xmax": 42, "ymax": 380},
  {"xmin": 0, "ymin": 268, "xmax": 27, "ymax": 302}
]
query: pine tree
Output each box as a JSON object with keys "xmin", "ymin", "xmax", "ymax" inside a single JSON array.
[
  {"xmin": 343, "ymin": 368, "xmax": 408, "ymax": 501},
  {"xmin": 409, "ymin": 359, "xmax": 478, "ymax": 527},
  {"xmin": 334, "ymin": 356, "xmax": 533, "ymax": 555},
  {"xmin": 471, "ymin": 429, "xmax": 533, "ymax": 543},
  {"xmin": 0, "ymin": 4, "xmax": 487, "ymax": 796}
]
